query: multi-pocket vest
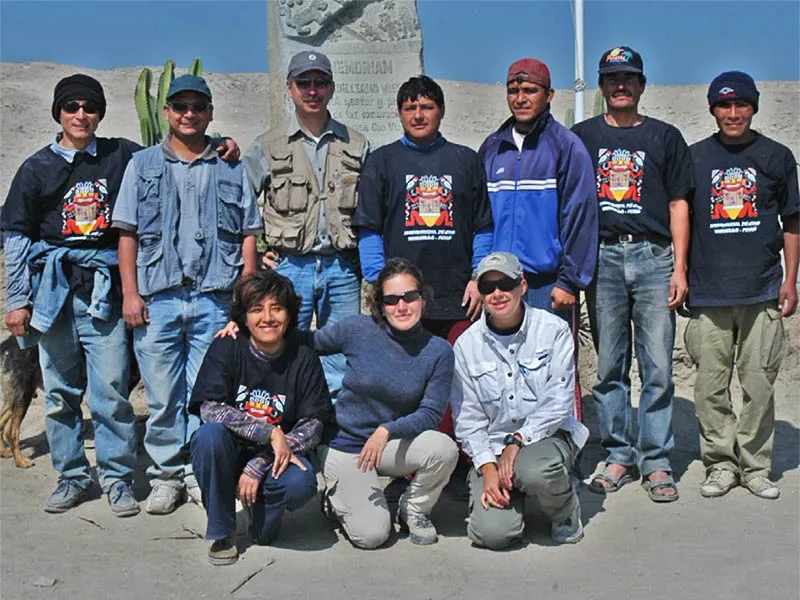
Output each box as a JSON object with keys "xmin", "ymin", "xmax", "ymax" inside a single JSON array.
[{"xmin": 258, "ymin": 123, "xmax": 366, "ymax": 254}]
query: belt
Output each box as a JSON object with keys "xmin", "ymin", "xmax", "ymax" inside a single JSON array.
[{"xmin": 601, "ymin": 233, "xmax": 650, "ymax": 245}]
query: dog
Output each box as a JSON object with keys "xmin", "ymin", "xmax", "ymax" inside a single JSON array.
[{"xmin": 0, "ymin": 335, "xmax": 140, "ymax": 469}]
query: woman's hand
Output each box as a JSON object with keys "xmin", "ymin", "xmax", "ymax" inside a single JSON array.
[
  {"xmin": 358, "ymin": 426, "xmax": 390, "ymax": 472},
  {"xmin": 237, "ymin": 472, "xmax": 260, "ymax": 507},
  {"xmin": 214, "ymin": 320, "xmax": 240, "ymax": 339},
  {"xmin": 479, "ymin": 463, "xmax": 510, "ymax": 510},
  {"xmin": 270, "ymin": 427, "xmax": 307, "ymax": 478}
]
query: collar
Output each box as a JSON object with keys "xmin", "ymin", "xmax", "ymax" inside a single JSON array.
[
  {"xmin": 50, "ymin": 134, "xmax": 98, "ymax": 163},
  {"xmin": 400, "ymin": 132, "xmax": 446, "ymax": 153},
  {"xmin": 288, "ymin": 111, "xmax": 345, "ymax": 142},
  {"xmin": 496, "ymin": 106, "xmax": 552, "ymax": 148},
  {"xmin": 480, "ymin": 304, "xmax": 531, "ymax": 344},
  {"xmin": 161, "ymin": 135, "xmax": 217, "ymax": 162}
]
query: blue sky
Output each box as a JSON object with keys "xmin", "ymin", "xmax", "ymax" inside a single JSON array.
[{"xmin": 1, "ymin": 0, "xmax": 798, "ymax": 87}]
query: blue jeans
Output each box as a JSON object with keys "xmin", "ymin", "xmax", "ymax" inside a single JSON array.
[
  {"xmin": 134, "ymin": 287, "xmax": 231, "ymax": 482},
  {"xmin": 586, "ymin": 240, "xmax": 675, "ymax": 475},
  {"xmin": 523, "ymin": 273, "xmax": 572, "ymax": 323},
  {"xmin": 275, "ymin": 253, "xmax": 360, "ymax": 401},
  {"xmin": 191, "ymin": 422, "xmax": 317, "ymax": 543},
  {"xmin": 38, "ymin": 289, "xmax": 136, "ymax": 492}
]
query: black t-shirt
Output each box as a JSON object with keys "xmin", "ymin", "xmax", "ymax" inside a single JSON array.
[
  {"xmin": 572, "ymin": 115, "xmax": 694, "ymax": 240},
  {"xmin": 188, "ymin": 333, "xmax": 335, "ymax": 437},
  {"xmin": 353, "ymin": 140, "xmax": 493, "ymax": 320},
  {"xmin": 687, "ymin": 133, "xmax": 799, "ymax": 306}
]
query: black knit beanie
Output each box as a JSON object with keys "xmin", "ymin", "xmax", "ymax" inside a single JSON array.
[
  {"xmin": 51, "ymin": 74, "xmax": 107, "ymax": 123},
  {"xmin": 707, "ymin": 71, "xmax": 759, "ymax": 114}
]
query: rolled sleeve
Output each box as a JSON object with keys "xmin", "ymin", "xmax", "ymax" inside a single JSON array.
[
  {"xmin": 111, "ymin": 160, "xmax": 140, "ymax": 230},
  {"xmin": 242, "ymin": 139, "xmax": 270, "ymax": 197},
  {"xmin": 240, "ymin": 168, "xmax": 263, "ymax": 236}
]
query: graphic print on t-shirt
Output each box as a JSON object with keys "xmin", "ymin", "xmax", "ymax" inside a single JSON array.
[
  {"xmin": 708, "ymin": 167, "xmax": 759, "ymax": 235},
  {"xmin": 235, "ymin": 385, "xmax": 285, "ymax": 425},
  {"xmin": 596, "ymin": 148, "xmax": 645, "ymax": 214},
  {"xmin": 61, "ymin": 178, "xmax": 111, "ymax": 239},
  {"xmin": 403, "ymin": 174, "xmax": 455, "ymax": 242}
]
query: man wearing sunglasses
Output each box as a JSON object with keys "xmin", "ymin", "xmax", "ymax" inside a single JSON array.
[
  {"xmin": 243, "ymin": 50, "xmax": 368, "ymax": 404},
  {"xmin": 112, "ymin": 74, "xmax": 261, "ymax": 515},
  {"xmin": 452, "ymin": 252, "xmax": 588, "ymax": 549}
]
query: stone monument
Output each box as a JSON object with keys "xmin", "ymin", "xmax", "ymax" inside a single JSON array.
[{"xmin": 267, "ymin": 0, "xmax": 424, "ymax": 148}]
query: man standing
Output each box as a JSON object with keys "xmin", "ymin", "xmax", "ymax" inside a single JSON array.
[
  {"xmin": 479, "ymin": 58, "xmax": 597, "ymax": 321},
  {"xmin": 354, "ymin": 75, "xmax": 493, "ymax": 342},
  {"xmin": 685, "ymin": 72, "xmax": 798, "ymax": 500},
  {"xmin": 243, "ymin": 51, "xmax": 368, "ymax": 401},
  {"xmin": 113, "ymin": 75, "xmax": 261, "ymax": 514},
  {"xmin": 572, "ymin": 47, "xmax": 693, "ymax": 502},
  {"xmin": 452, "ymin": 252, "xmax": 588, "ymax": 549},
  {"xmin": 2, "ymin": 74, "xmax": 140, "ymax": 517}
]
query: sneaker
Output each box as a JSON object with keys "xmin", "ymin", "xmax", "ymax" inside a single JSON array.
[
  {"xmin": 107, "ymin": 481, "xmax": 140, "ymax": 517},
  {"xmin": 320, "ymin": 488, "xmax": 337, "ymax": 523},
  {"xmin": 551, "ymin": 501, "xmax": 584, "ymax": 544},
  {"xmin": 744, "ymin": 476, "xmax": 780, "ymax": 500},
  {"xmin": 43, "ymin": 479, "xmax": 90, "ymax": 514},
  {"xmin": 184, "ymin": 475, "xmax": 203, "ymax": 507},
  {"xmin": 699, "ymin": 469, "xmax": 738, "ymax": 498},
  {"xmin": 398, "ymin": 511, "xmax": 438, "ymax": 545},
  {"xmin": 208, "ymin": 533, "xmax": 238, "ymax": 566},
  {"xmin": 144, "ymin": 481, "xmax": 183, "ymax": 515}
]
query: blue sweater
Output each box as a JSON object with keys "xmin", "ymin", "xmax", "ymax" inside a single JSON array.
[{"xmin": 313, "ymin": 315, "xmax": 454, "ymax": 452}]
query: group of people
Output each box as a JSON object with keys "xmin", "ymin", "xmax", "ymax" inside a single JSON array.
[{"xmin": 2, "ymin": 43, "xmax": 797, "ymax": 565}]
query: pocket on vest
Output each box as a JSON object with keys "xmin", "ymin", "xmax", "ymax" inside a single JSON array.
[{"xmin": 270, "ymin": 175, "xmax": 310, "ymax": 212}]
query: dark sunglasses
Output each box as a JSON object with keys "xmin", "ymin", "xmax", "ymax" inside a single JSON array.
[
  {"xmin": 62, "ymin": 101, "xmax": 100, "ymax": 115},
  {"xmin": 382, "ymin": 289, "xmax": 423, "ymax": 306},
  {"xmin": 168, "ymin": 101, "xmax": 211, "ymax": 114},
  {"xmin": 478, "ymin": 276, "xmax": 521, "ymax": 295},
  {"xmin": 294, "ymin": 77, "xmax": 332, "ymax": 90}
]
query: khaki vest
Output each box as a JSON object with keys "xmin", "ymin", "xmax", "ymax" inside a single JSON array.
[{"xmin": 258, "ymin": 122, "xmax": 367, "ymax": 254}]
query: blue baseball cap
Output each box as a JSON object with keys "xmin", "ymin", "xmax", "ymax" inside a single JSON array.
[
  {"xmin": 287, "ymin": 50, "xmax": 333, "ymax": 79},
  {"xmin": 599, "ymin": 46, "xmax": 644, "ymax": 75},
  {"xmin": 166, "ymin": 74, "xmax": 212, "ymax": 101}
]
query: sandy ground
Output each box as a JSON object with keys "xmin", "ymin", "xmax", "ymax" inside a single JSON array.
[{"xmin": 0, "ymin": 62, "xmax": 798, "ymax": 599}]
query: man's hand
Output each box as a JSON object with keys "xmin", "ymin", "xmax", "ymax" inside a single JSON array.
[
  {"xmin": 216, "ymin": 137, "xmax": 240, "ymax": 162},
  {"xmin": 497, "ymin": 443, "xmax": 520, "ymax": 491},
  {"xmin": 551, "ymin": 287, "xmax": 576, "ymax": 312},
  {"xmin": 480, "ymin": 463, "xmax": 510, "ymax": 510},
  {"xmin": 237, "ymin": 472, "xmax": 260, "ymax": 507},
  {"xmin": 358, "ymin": 425, "xmax": 390, "ymax": 472},
  {"xmin": 667, "ymin": 270, "xmax": 688, "ymax": 310},
  {"xmin": 779, "ymin": 280, "xmax": 798, "ymax": 318},
  {"xmin": 5, "ymin": 307, "xmax": 31, "ymax": 337},
  {"xmin": 122, "ymin": 294, "xmax": 149, "ymax": 328},
  {"xmin": 261, "ymin": 250, "xmax": 280, "ymax": 270},
  {"xmin": 214, "ymin": 320, "xmax": 240, "ymax": 340},
  {"xmin": 462, "ymin": 279, "xmax": 483, "ymax": 321}
]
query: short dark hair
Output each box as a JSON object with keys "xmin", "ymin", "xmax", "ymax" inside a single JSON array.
[
  {"xmin": 598, "ymin": 73, "xmax": 647, "ymax": 87},
  {"xmin": 396, "ymin": 75, "xmax": 445, "ymax": 110},
  {"xmin": 230, "ymin": 270, "xmax": 301, "ymax": 334},
  {"xmin": 368, "ymin": 258, "xmax": 430, "ymax": 325}
]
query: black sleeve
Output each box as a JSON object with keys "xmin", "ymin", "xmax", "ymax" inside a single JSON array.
[
  {"xmin": 778, "ymin": 146, "xmax": 800, "ymax": 217},
  {"xmin": 665, "ymin": 125, "xmax": 694, "ymax": 202},
  {"xmin": 294, "ymin": 348, "xmax": 335, "ymax": 424},
  {"xmin": 2, "ymin": 160, "xmax": 42, "ymax": 237},
  {"xmin": 470, "ymin": 151, "xmax": 493, "ymax": 231},
  {"xmin": 353, "ymin": 151, "xmax": 386, "ymax": 231},
  {"xmin": 188, "ymin": 337, "xmax": 238, "ymax": 415}
]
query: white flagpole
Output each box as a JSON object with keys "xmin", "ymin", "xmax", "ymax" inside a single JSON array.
[{"xmin": 574, "ymin": 0, "xmax": 585, "ymax": 124}]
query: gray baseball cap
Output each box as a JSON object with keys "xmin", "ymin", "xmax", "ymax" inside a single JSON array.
[
  {"xmin": 287, "ymin": 50, "xmax": 333, "ymax": 79},
  {"xmin": 476, "ymin": 252, "xmax": 524, "ymax": 281}
]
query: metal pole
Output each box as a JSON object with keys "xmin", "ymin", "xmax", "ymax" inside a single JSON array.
[{"xmin": 574, "ymin": 0, "xmax": 585, "ymax": 124}]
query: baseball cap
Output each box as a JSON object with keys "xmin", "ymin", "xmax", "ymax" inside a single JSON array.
[
  {"xmin": 287, "ymin": 50, "xmax": 333, "ymax": 79},
  {"xmin": 506, "ymin": 58, "xmax": 551, "ymax": 88},
  {"xmin": 598, "ymin": 46, "xmax": 644, "ymax": 75},
  {"xmin": 166, "ymin": 74, "xmax": 212, "ymax": 100},
  {"xmin": 476, "ymin": 252, "xmax": 524, "ymax": 282}
]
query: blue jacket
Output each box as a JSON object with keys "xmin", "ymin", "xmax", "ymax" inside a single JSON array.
[{"xmin": 478, "ymin": 108, "xmax": 598, "ymax": 294}]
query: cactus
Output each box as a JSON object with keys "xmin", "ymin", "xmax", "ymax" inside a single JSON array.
[
  {"xmin": 564, "ymin": 107, "xmax": 575, "ymax": 129},
  {"xmin": 134, "ymin": 59, "xmax": 204, "ymax": 146},
  {"xmin": 593, "ymin": 90, "xmax": 605, "ymax": 116}
]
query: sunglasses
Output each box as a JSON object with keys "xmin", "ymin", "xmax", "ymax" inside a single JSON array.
[
  {"xmin": 62, "ymin": 101, "xmax": 100, "ymax": 115},
  {"xmin": 477, "ymin": 276, "xmax": 521, "ymax": 295},
  {"xmin": 168, "ymin": 101, "xmax": 211, "ymax": 114},
  {"xmin": 382, "ymin": 289, "xmax": 423, "ymax": 306},
  {"xmin": 294, "ymin": 77, "xmax": 332, "ymax": 90}
]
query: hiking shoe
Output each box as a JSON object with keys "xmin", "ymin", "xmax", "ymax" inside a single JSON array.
[
  {"xmin": 144, "ymin": 481, "xmax": 183, "ymax": 515},
  {"xmin": 320, "ymin": 488, "xmax": 337, "ymax": 523},
  {"xmin": 700, "ymin": 469, "xmax": 738, "ymax": 498},
  {"xmin": 398, "ymin": 512, "xmax": 438, "ymax": 545},
  {"xmin": 107, "ymin": 481, "xmax": 140, "ymax": 517},
  {"xmin": 551, "ymin": 501, "xmax": 584, "ymax": 544},
  {"xmin": 208, "ymin": 533, "xmax": 238, "ymax": 566},
  {"xmin": 744, "ymin": 476, "xmax": 780, "ymax": 500},
  {"xmin": 184, "ymin": 475, "xmax": 203, "ymax": 507},
  {"xmin": 44, "ymin": 479, "xmax": 90, "ymax": 514}
]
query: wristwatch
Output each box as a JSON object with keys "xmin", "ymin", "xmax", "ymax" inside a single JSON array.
[{"xmin": 503, "ymin": 433, "xmax": 523, "ymax": 449}]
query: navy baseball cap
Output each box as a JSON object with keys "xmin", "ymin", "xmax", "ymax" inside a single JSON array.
[
  {"xmin": 166, "ymin": 74, "xmax": 212, "ymax": 101},
  {"xmin": 287, "ymin": 50, "xmax": 333, "ymax": 79},
  {"xmin": 599, "ymin": 46, "xmax": 644, "ymax": 75}
]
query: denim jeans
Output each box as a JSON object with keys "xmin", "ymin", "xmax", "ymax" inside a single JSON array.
[
  {"xmin": 275, "ymin": 253, "xmax": 360, "ymax": 401},
  {"xmin": 523, "ymin": 272, "xmax": 572, "ymax": 323},
  {"xmin": 134, "ymin": 287, "xmax": 231, "ymax": 483},
  {"xmin": 586, "ymin": 240, "xmax": 675, "ymax": 475},
  {"xmin": 191, "ymin": 423, "xmax": 317, "ymax": 543},
  {"xmin": 38, "ymin": 289, "xmax": 136, "ymax": 492}
]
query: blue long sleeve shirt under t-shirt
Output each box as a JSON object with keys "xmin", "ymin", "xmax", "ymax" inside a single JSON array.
[{"xmin": 312, "ymin": 315, "xmax": 455, "ymax": 452}]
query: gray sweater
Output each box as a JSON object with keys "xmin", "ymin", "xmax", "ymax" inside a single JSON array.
[{"xmin": 314, "ymin": 315, "xmax": 454, "ymax": 452}]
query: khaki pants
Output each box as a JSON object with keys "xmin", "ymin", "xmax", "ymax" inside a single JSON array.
[
  {"xmin": 319, "ymin": 431, "xmax": 458, "ymax": 549},
  {"xmin": 684, "ymin": 303, "xmax": 785, "ymax": 481}
]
